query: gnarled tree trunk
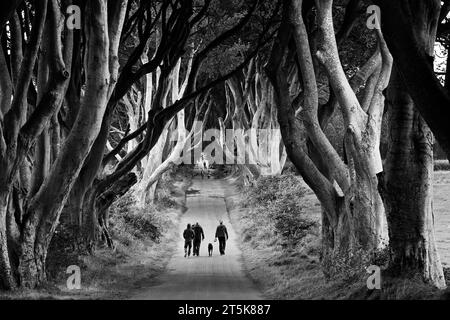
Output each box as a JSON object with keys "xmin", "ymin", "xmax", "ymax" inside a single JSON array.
[
  {"xmin": 267, "ymin": 0, "xmax": 391, "ymax": 265},
  {"xmin": 17, "ymin": 0, "xmax": 112, "ymax": 287},
  {"xmin": 382, "ymin": 69, "xmax": 446, "ymax": 288}
]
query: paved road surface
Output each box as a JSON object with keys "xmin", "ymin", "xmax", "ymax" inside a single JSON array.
[{"xmin": 131, "ymin": 177, "xmax": 262, "ymax": 300}]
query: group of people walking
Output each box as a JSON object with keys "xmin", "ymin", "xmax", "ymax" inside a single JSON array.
[{"xmin": 183, "ymin": 221, "xmax": 229, "ymax": 257}]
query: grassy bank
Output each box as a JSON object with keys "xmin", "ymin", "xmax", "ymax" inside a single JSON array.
[
  {"xmin": 0, "ymin": 167, "xmax": 191, "ymax": 300},
  {"xmin": 227, "ymin": 173, "xmax": 450, "ymax": 300}
]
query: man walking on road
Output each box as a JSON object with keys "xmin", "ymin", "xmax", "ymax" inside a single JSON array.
[
  {"xmin": 192, "ymin": 222, "xmax": 205, "ymax": 256},
  {"xmin": 215, "ymin": 221, "xmax": 229, "ymax": 255},
  {"xmin": 183, "ymin": 224, "xmax": 195, "ymax": 257}
]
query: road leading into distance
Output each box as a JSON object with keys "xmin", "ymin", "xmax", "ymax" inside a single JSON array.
[{"xmin": 130, "ymin": 177, "xmax": 263, "ymax": 300}]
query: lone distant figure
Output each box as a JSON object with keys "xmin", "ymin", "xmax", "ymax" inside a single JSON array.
[
  {"xmin": 183, "ymin": 224, "xmax": 195, "ymax": 258},
  {"xmin": 197, "ymin": 153, "xmax": 209, "ymax": 179},
  {"xmin": 192, "ymin": 222, "xmax": 205, "ymax": 256},
  {"xmin": 215, "ymin": 221, "xmax": 229, "ymax": 255}
]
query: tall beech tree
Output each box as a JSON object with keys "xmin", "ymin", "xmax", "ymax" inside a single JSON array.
[
  {"xmin": 219, "ymin": 60, "xmax": 287, "ymax": 180},
  {"xmin": 379, "ymin": 1, "xmax": 446, "ymax": 287},
  {"xmin": 383, "ymin": 69, "xmax": 446, "ymax": 288},
  {"xmin": 266, "ymin": 0, "xmax": 391, "ymax": 262},
  {"xmin": 264, "ymin": 0, "xmax": 446, "ymax": 288},
  {"xmin": 0, "ymin": 0, "xmax": 125, "ymax": 289},
  {"xmin": 374, "ymin": 0, "xmax": 450, "ymax": 160},
  {"xmin": 136, "ymin": 57, "xmax": 212, "ymax": 205}
]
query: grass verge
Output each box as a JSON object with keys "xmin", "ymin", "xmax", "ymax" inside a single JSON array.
[{"xmin": 227, "ymin": 173, "xmax": 450, "ymax": 300}]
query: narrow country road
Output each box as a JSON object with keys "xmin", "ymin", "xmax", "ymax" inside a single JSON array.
[{"xmin": 130, "ymin": 177, "xmax": 263, "ymax": 300}]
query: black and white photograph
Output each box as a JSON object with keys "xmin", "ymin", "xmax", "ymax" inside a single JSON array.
[{"xmin": 0, "ymin": 0, "xmax": 450, "ymax": 314}]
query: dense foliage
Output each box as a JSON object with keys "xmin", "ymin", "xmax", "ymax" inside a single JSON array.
[{"xmin": 243, "ymin": 174, "xmax": 318, "ymax": 248}]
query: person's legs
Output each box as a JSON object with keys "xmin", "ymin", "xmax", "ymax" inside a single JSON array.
[
  {"xmin": 193, "ymin": 239, "xmax": 200, "ymax": 256},
  {"xmin": 219, "ymin": 237, "xmax": 225, "ymax": 254},
  {"xmin": 197, "ymin": 240, "xmax": 201, "ymax": 256},
  {"xmin": 184, "ymin": 241, "xmax": 189, "ymax": 257},
  {"xmin": 188, "ymin": 241, "xmax": 192, "ymax": 256}
]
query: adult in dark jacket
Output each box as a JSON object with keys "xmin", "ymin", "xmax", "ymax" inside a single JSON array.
[
  {"xmin": 192, "ymin": 222, "xmax": 205, "ymax": 256},
  {"xmin": 215, "ymin": 221, "xmax": 229, "ymax": 255},
  {"xmin": 183, "ymin": 224, "xmax": 195, "ymax": 257}
]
